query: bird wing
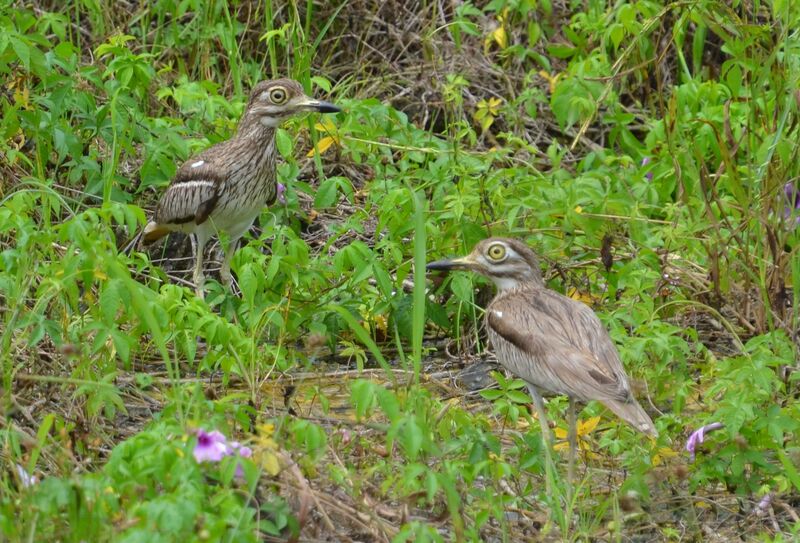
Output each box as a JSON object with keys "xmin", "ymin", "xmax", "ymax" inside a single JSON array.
[
  {"xmin": 486, "ymin": 287, "xmax": 632, "ymax": 404},
  {"xmin": 152, "ymin": 144, "xmax": 230, "ymax": 226}
]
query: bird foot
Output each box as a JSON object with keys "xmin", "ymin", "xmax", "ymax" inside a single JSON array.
[
  {"xmin": 220, "ymin": 267, "xmax": 233, "ymax": 289},
  {"xmin": 194, "ymin": 273, "xmax": 206, "ymax": 299}
]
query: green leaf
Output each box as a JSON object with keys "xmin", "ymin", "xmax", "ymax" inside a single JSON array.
[
  {"xmin": 377, "ymin": 387, "xmax": 401, "ymax": 422},
  {"xmin": 110, "ymin": 329, "xmax": 131, "ymax": 365},
  {"xmin": 609, "ymin": 23, "xmax": 625, "ymax": 49},
  {"xmin": 449, "ymin": 274, "xmax": 474, "ymax": 302},
  {"xmin": 425, "ymin": 470, "xmax": 439, "ymax": 501},
  {"xmin": 546, "ymin": 44, "xmax": 576, "ymax": 59},
  {"xmin": 480, "ymin": 390, "xmax": 504, "ymax": 400},
  {"xmin": 777, "ymin": 450, "xmax": 800, "ymax": 492},
  {"xmin": 314, "ymin": 178, "xmax": 339, "ymax": 209},
  {"xmin": 275, "ymin": 128, "xmax": 293, "ymax": 158},
  {"xmin": 400, "ymin": 418, "xmax": 423, "ymax": 461},
  {"xmin": 327, "ymin": 305, "xmax": 391, "ymax": 375},
  {"xmin": 507, "ymin": 390, "xmax": 532, "ymax": 404},
  {"xmin": 617, "ymin": 4, "xmax": 637, "ymax": 30},
  {"xmin": 311, "ymin": 76, "xmax": 332, "ymax": 93},
  {"xmin": 29, "ymin": 413, "xmax": 55, "ymax": 470},
  {"xmin": 350, "ymin": 379, "xmax": 376, "ymax": 420},
  {"xmin": 10, "ymin": 37, "xmax": 31, "ymax": 70},
  {"xmin": 238, "ymin": 263, "xmax": 258, "ymax": 305},
  {"xmin": 527, "ymin": 21, "xmax": 541, "ymax": 46},
  {"xmin": 724, "ymin": 62, "xmax": 742, "ymax": 97},
  {"xmin": 100, "ymin": 278, "xmax": 122, "ymax": 324},
  {"xmin": 391, "ymin": 294, "xmax": 414, "ymax": 340}
]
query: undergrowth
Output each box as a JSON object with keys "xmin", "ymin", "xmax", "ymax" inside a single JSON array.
[{"xmin": 1, "ymin": 0, "xmax": 799, "ymax": 541}]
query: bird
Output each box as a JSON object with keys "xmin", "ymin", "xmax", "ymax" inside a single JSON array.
[
  {"xmin": 142, "ymin": 78, "xmax": 340, "ymax": 295},
  {"xmin": 427, "ymin": 237, "xmax": 657, "ymax": 484}
]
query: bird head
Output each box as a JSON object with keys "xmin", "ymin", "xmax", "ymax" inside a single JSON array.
[
  {"xmin": 246, "ymin": 79, "xmax": 340, "ymax": 128},
  {"xmin": 427, "ymin": 237, "xmax": 544, "ymax": 291}
]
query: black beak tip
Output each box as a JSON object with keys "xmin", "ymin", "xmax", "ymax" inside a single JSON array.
[
  {"xmin": 316, "ymin": 102, "xmax": 341, "ymax": 114},
  {"xmin": 426, "ymin": 260, "xmax": 454, "ymax": 272}
]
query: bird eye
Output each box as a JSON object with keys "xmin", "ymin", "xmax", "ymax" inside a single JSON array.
[
  {"xmin": 269, "ymin": 88, "xmax": 287, "ymax": 104},
  {"xmin": 486, "ymin": 243, "xmax": 507, "ymax": 261}
]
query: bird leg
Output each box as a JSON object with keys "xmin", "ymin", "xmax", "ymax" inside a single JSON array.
[
  {"xmin": 527, "ymin": 384, "xmax": 552, "ymax": 447},
  {"xmin": 219, "ymin": 237, "xmax": 240, "ymax": 289},
  {"xmin": 192, "ymin": 233, "xmax": 208, "ymax": 298},
  {"xmin": 566, "ymin": 396, "xmax": 577, "ymax": 501},
  {"xmin": 527, "ymin": 384, "xmax": 558, "ymax": 498}
]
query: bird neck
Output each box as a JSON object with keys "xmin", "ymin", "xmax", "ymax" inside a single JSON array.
[
  {"xmin": 491, "ymin": 272, "xmax": 544, "ymax": 292},
  {"xmin": 235, "ymin": 110, "xmax": 277, "ymax": 141}
]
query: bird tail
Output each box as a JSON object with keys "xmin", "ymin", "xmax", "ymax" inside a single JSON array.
[
  {"xmin": 603, "ymin": 398, "xmax": 658, "ymax": 437},
  {"xmin": 142, "ymin": 221, "xmax": 170, "ymax": 244}
]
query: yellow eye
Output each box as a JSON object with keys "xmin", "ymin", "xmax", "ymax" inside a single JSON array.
[
  {"xmin": 487, "ymin": 243, "xmax": 506, "ymax": 261},
  {"xmin": 269, "ymin": 87, "xmax": 287, "ymax": 104}
]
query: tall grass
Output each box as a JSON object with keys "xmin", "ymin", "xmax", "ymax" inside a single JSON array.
[{"xmin": 0, "ymin": 0, "xmax": 798, "ymax": 540}]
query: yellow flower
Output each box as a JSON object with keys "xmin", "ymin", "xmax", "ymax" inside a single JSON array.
[
  {"xmin": 567, "ymin": 287, "xmax": 596, "ymax": 306},
  {"xmin": 538, "ymin": 70, "xmax": 562, "ymax": 94},
  {"xmin": 254, "ymin": 423, "xmax": 282, "ymax": 476},
  {"xmin": 490, "ymin": 25, "xmax": 507, "ymax": 49},
  {"xmin": 307, "ymin": 118, "xmax": 339, "ymax": 157},
  {"xmin": 652, "ymin": 447, "xmax": 679, "ymax": 466},
  {"xmin": 554, "ymin": 416, "xmax": 600, "ymax": 453},
  {"xmin": 258, "ymin": 423, "xmax": 275, "ymax": 436},
  {"xmin": 474, "ymin": 97, "xmax": 504, "ymax": 132},
  {"xmin": 484, "ymin": 9, "xmax": 509, "ymax": 52},
  {"xmin": 372, "ymin": 314, "xmax": 388, "ymax": 336},
  {"xmin": 260, "ymin": 450, "xmax": 281, "ymax": 476}
]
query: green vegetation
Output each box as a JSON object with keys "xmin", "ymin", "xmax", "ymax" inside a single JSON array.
[{"xmin": 1, "ymin": 0, "xmax": 799, "ymax": 540}]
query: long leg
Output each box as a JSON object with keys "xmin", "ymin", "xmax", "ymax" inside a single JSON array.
[
  {"xmin": 192, "ymin": 231, "xmax": 209, "ymax": 298},
  {"xmin": 220, "ymin": 236, "xmax": 241, "ymax": 288},
  {"xmin": 566, "ymin": 396, "xmax": 577, "ymax": 500},
  {"xmin": 527, "ymin": 384, "xmax": 552, "ymax": 446},
  {"xmin": 527, "ymin": 384, "xmax": 556, "ymax": 497}
]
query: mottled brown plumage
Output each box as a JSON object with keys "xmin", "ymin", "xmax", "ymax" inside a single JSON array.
[
  {"xmin": 428, "ymin": 237, "xmax": 657, "ymax": 483},
  {"xmin": 143, "ymin": 79, "xmax": 340, "ymax": 295}
]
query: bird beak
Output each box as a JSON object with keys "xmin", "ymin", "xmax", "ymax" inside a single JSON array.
[
  {"xmin": 426, "ymin": 255, "xmax": 473, "ymax": 272},
  {"xmin": 297, "ymin": 97, "xmax": 341, "ymax": 113}
]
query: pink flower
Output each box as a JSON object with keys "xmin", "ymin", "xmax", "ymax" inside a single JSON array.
[
  {"xmin": 228, "ymin": 441, "xmax": 253, "ymax": 477},
  {"xmin": 685, "ymin": 422, "xmax": 724, "ymax": 462},
  {"xmin": 193, "ymin": 430, "xmax": 254, "ymax": 478},
  {"xmin": 234, "ymin": 444, "xmax": 253, "ymax": 458},
  {"xmin": 193, "ymin": 430, "xmax": 229, "ymax": 463}
]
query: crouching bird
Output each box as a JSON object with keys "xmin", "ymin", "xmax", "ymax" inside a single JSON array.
[
  {"xmin": 427, "ymin": 237, "xmax": 657, "ymax": 484},
  {"xmin": 143, "ymin": 79, "xmax": 340, "ymax": 296}
]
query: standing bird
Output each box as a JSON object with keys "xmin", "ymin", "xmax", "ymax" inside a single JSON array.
[
  {"xmin": 143, "ymin": 79, "xmax": 340, "ymax": 295},
  {"xmin": 427, "ymin": 238, "xmax": 657, "ymax": 482}
]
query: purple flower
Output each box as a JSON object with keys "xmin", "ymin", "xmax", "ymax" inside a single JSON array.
[
  {"xmin": 228, "ymin": 441, "xmax": 253, "ymax": 477},
  {"xmin": 193, "ymin": 430, "xmax": 254, "ymax": 478},
  {"xmin": 234, "ymin": 444, "xmax": 253, "ymax": 458},
  {"xmin": 194, "ymin": 430, "xmax": 229, "ymax": 463},
  {"xmin": 641, "ymin": 157, "xmax": 653, "ymax": 181},
  {"xmin": 15, "ymin": 464, "xmax": 38, "ymax": 488},
  {"xmin": 685, "ymin": 422, "xmax": 724, "ymax": 462},
  {"xmin": 277, "ymin": 183, "xmax": 286, "ymax": 204},
  {"xmin": 755, "ymin": 492, "xmax": 773, "ymax": 516}
]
